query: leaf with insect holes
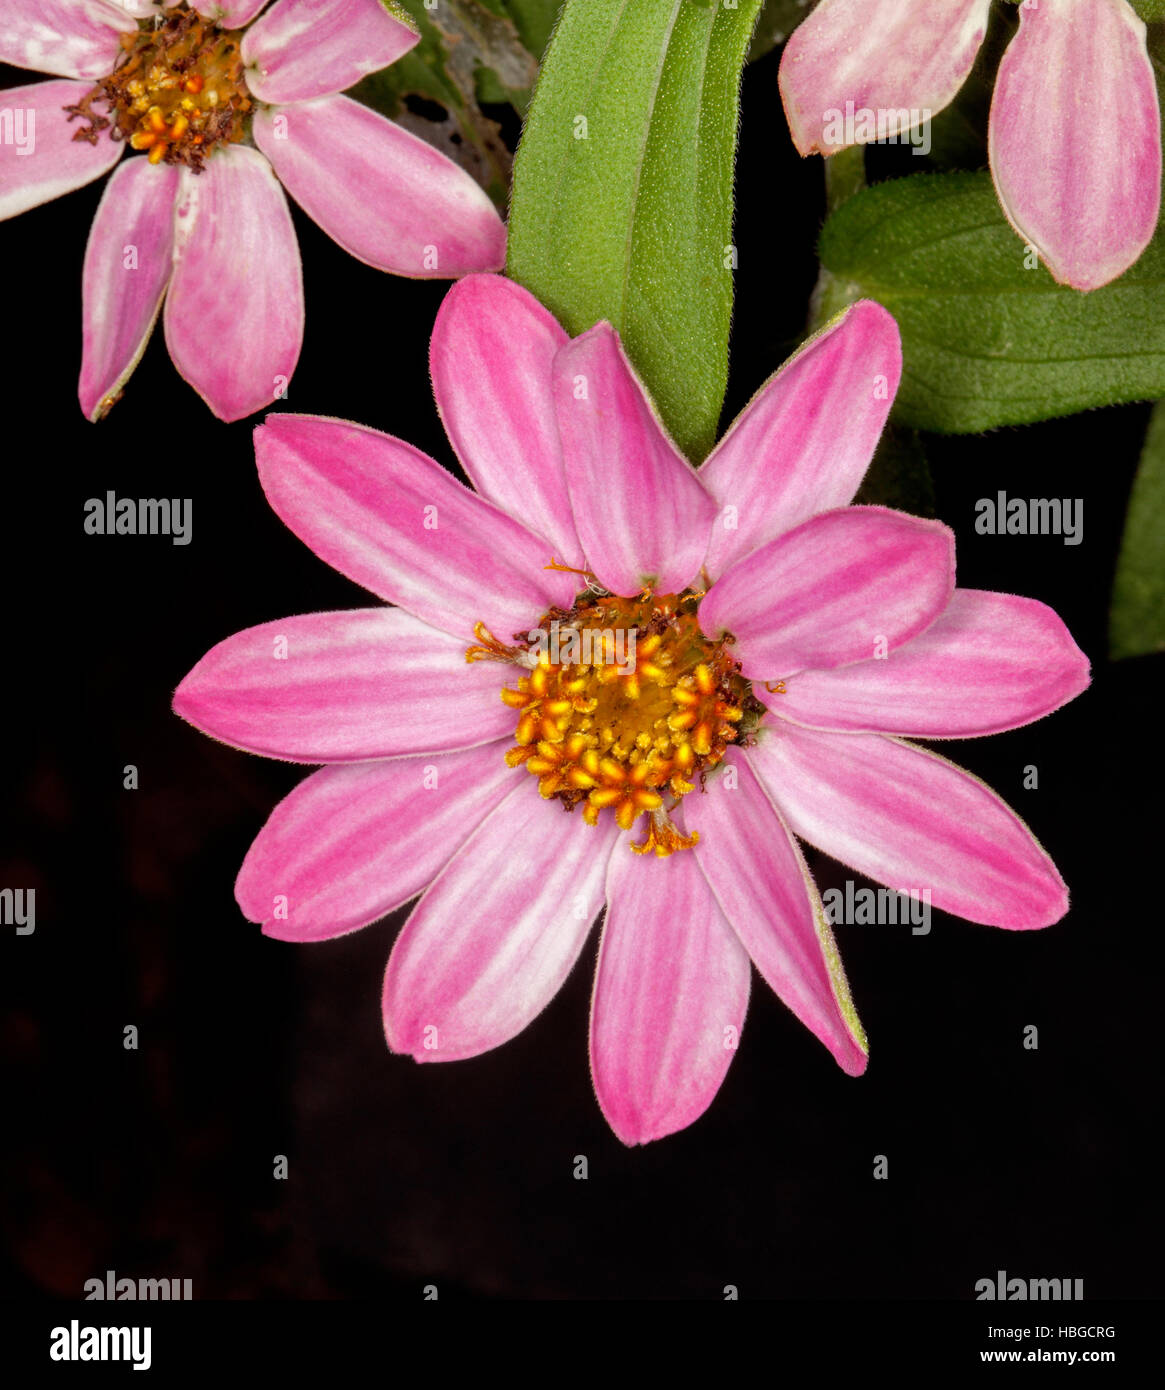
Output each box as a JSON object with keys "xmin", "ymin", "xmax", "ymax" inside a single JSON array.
[
  {"xmin": 507, "ymin": 0, "xmax": 763, "ymax": 463},
  {"xmin": 352, "ymin": 0, "xmax": 559, "ymax": 204},
  {"xmin": 816, "ymin": 171, "xmax": 1165, "ymax": 434}
]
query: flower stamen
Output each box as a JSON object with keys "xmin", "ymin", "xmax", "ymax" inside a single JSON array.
[{"xmin": 476, "ymin": 582, "xmax": 767, "ymax": 852}]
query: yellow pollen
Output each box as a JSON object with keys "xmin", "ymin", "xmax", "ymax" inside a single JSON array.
[
  {"xmin": 65, "ymin": 4, "xmax": 252, "ymax": 171},
  {"xmin": 475, "ymin": 581, "xmax": 766, "ymax": 855}
]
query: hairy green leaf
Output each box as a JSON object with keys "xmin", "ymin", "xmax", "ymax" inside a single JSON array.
[
  {"xmin": 507, "ymin": 0, "xmax": 762, "ymax": 461},
  {"xmin": 817, "ymin": 172, "xmax": 1165, "ymax": 434}
]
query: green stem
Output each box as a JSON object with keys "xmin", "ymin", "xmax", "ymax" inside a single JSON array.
[{"xmin": 808, "ymin": 146, "xmax": 866, "ymax": 332}]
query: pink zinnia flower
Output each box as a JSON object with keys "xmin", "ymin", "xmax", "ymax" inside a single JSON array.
[
  {"xmin": 174, "ymin": 273, "xmax": 1089, "ymax": 1145},
  {"xmin": 0, "ymin": 0, "xmax": 506, "ymax": 420},
  {"xmin": 779, "ymin": 0, "xmax": 1162, "ymax": 291}
]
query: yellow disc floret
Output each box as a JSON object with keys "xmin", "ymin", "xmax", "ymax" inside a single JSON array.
[
  {"xmin": 468, "ymin": 575, "xmax": 767, "ymax": 857},
  {"xmin": 65, "ymin": 4, "xmax": 252, "ymax": 171}
]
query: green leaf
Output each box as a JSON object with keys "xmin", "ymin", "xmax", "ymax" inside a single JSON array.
[
  {"xmin": 352, "ymin": 0, "xmax": 544, "ymax": 204},
  {"xmin": 1110, "ymin": 402, "xmax": 1165, "ymax": 660},
  {"xmin": 507, "ymin": 0, "xmax": 763, "ymax": 462},
  {"xmin": 816, "ymin": 171, "xmax": 1165, "ymax": 434},
  {"xmin": 1132, "ymin": 1, "xmax": 1165, "ymax": 23}
]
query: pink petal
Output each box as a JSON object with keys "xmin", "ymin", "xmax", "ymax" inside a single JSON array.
[
  {"xmin": 236, "ymin": 743, "xmax": 516, "ymax": 941},
  {"xmin": 591, "ymin": 840, "xmax": 751, "ymax": 1146},
  {"xmin": 776, "ymin": 589, "xmax": 1090, "ymax": 738},
  {"xmin": 0, "ymin": 0, "xmax": 133, "ymax": 80},
  {"xmin": 112, "ymin": 1, "xmax": 162, "ymax": 17},
  {"xmin": 429, "ymin": 274, "xmax": 584, "ymax": 569},
  {"xmin": 242, "ymin": 0, "xmax": 419, "ymax": 106},
  {"xmin": 0, "ymin": 78, "xmax": 122, "ymax": 222},
  {"xmin": 553, "ymin": 323, "xmax": 717, "ymax": 595},
  {"xmin": 190, "ymin": 0, "xmax": 266, "ymax": 25},
  {"xmin": 164, "ymin": 145, "xmax": 303, "ymax": 421},
  {"xmin": 686, "ymin": 752, "xmax": 868, "ymax": 1077},
  {"xmin": 252, "ymin": 95, "xmax": 505, "ymax": 278},
  {"xmin": 988, "ymin": 0, "xmax": 1161, "ymax": 291},
  {"xmin": 79, "ymin": 156, "xmax": 177, "ymax": 421},
  {"xmin": 701, "ymin": 302, "xmax": 901, "ymax": 577},
  {"xmin": 254, "ymin": 414, "xmax": 577, "ymax": 641},
  {"xmin": 748, "ymin": 726, "xmax": 1068, "ymax": 930},
  {"xmin": 382, "ymin": 777, "xmax": 619, "ymax": 1062},
  {"xmin": 779, "ymin": 0, "xmax": 992, "ymax": 156},
  {"xmin": 700, "ymin": 507, "xmax": 955, "ymax": 680},
  {"xmin": 173, "ymin": 607, "xmax": 515, "ymax": 763}
]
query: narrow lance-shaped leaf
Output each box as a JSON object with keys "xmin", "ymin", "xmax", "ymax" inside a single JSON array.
[
  {"xmin": 1110, "ymin": 401, "xmax": 1165, "ymax": 661},
  {"xmin": 507, "ymin": 0, "xmax": 762, "ymax": 462},
  {"xmin": 817, "ymin": 172, "xmax": 1165, "ymax": 434}
]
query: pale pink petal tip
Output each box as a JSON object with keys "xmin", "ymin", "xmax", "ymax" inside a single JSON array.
[
  {"xmin": 700, "ymin": 298, "xmax": 902, "ymax": 575},
  {"xmin": 0, "ymin": 0, "xmax": 135, "ymax": 81},
  {"xmin": 383, "ymin": 780, "xmax": 619, "ymax": 1063},
  {"xmin": 591, "ymin": 848, "xmax": 751, "ymax": 1145},
  {"xmin": 553, "ymin": 322, "xmax": 717, "ymax": 597},
  {"xmin": 0, "ymin": 78, "xmax": 123, "ymax": 224},
  {"xmin": 173, "ymin": 607, "xmax": 514, "ymax": 764},
  {"xmin": 236, "ymin": 743, "xmax": 514, "ymax": 941},
  {"xmin": 750, "ymin": 729, "xmax": 1069, "ymax": 932},
  {"xmin": 164, "ymin": 145, "xmax": 303, "ymax": 421},
  {"xmin": 430, "ymin": 275, "xmax": 583, "ymax": 566},
  {"xmin": 251, "ymin": 413, "xmax": 576, "ymax": 640},
  {"xmin": 988, "ymin": 0, "xmax": 1161, "ymax": 291},
  {"xmin": 778, "ymin": 0, "xmax": 992, "ymax": 156},
  {"xmin": 688, "ymin": 753, "xmax": 868, "ymax": 1077},
  {"xmin": 79, "ymin": 157, "xmax": 178, "ymax": 421},
  {"xmin": 252, "ymin": 96, "xmax": 505, "ymax": 278},
  {"xmin": 700, "ymin": 507, "xmax": 955, "ymax": 680},
  {"xmin": 242, "ymin": 0, "xmax": 420, "ymax": 106},
  {"xmin": 776, "ymin": 589, "xmax": 1090, "ymax": 739}
]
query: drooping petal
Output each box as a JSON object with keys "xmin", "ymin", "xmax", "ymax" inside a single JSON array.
[
  {"xmin": 686, "ymin": 752, "xmax": 867, "ymax": 1077},
  {"xmin": 748, "ymin": 725, "xmax": 1068, "ymax": 930},
  {"xmin": 382, "ymin": 777, "xmax": 618, "ymax": 1062},
  {"xmin": 164, "ymin": 146, "xmax": 303, "ymax": 422},
  {"xmin": 0, "ymin": 79, "xmax": 122, "ymax": 222},
  {"xmin": 190, "ymin": 0, "xmax": 266, "ymax": 26},
  {"xmin": 988, "ymin": 0, "xmax": 1161, "ymax": 291},
  {"xmin": 242, "ymin": 0, "xmax": 419, "ymax": 106},
  {"xmin": 253, "ymin": 414, "xmax": 578, "ymax": 641},
  {"xmin": 79, "ymin": 157, "xmax": 177, "ymax": 421},
  {"xmin": 779, "ymin": 0, "xmax": 992, "ymax": 156},
  {"xmin": 429, "ymin": 275, "xmax": 583, "ymax": 568},
  {"xmin": 553, "ymin": 324, "xmax": 717, "ymax": 595},
  {"xmin": 236, "ymin": 743, "xmax": 516, "ymax": 941},
  {"xmin": 699, "ymin": 507, "xmax": 954, "ymax": 679},
  {"xmin": 252, "ymin": 96, "xmax": 505, "ymax": 278},
  {"xmin": 173, "ymin": 607, "xmax": 515, "ymax": 763},
  {"xmin": 0, "ymin": 0, "xmax": 134, "ymax": 80},
  {"xmin": 776, "ymin": 589, "xmax": 1090, "ymax": 738},
  {"xmin": 591, "ymin": 840, "xmax": 751, "ymax": 1146},
  {"xmin": 700, "ymin": 302, "xmax": 901, "ymax": 576}
]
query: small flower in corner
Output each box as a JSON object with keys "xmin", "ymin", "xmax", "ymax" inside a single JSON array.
[{"xmin": 0, "ymin": 0, "xmax": 507, "ymax": 421}]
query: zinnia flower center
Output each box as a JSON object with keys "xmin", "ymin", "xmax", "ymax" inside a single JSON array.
[
  {"xmin": 468, "ymin": 570, "xmax": 766, "ymax": 857},
  {"xmin": 66, "ymin": 4, "xmax": 252, "ymax": 171}
]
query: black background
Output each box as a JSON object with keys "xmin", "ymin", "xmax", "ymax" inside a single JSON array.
[{"xmin": 2, "ymin": 45, "xmax": 1162, "ymax": 1303}]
